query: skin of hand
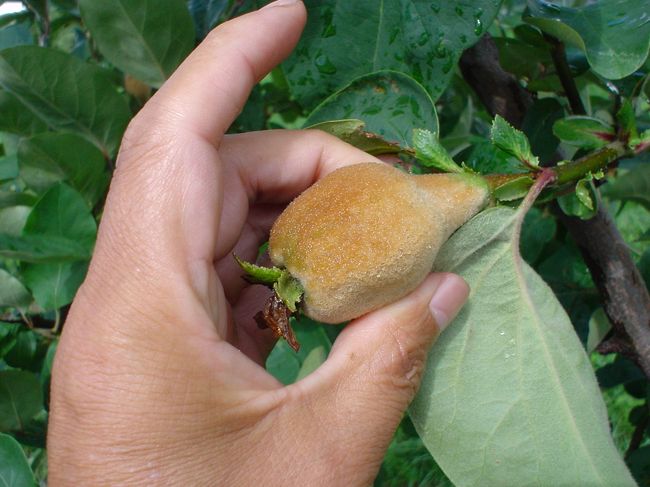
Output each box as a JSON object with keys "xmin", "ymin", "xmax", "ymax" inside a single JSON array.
[{"xmin": 47, "ymin": 1, "xmax": 470, "ymax": 485}]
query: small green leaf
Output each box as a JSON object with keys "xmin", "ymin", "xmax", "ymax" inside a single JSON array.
[
  {"xmin": 0, "ymin": 370, "xmax": 43, "ymax": 432},
  {"xmin": 412, "ymin": 129, "xmax": 462, "ymax": 173},
  {"xmin": 493, "ymin": 176, "xmax": 534, "ymax": 202},
  {"xmin": 307, "ymin": 119, "xmax": 402, "ymax": 155},
  {"xmin": 0, "ymin": 433, "xmax": 35, "ymax": 487},
  {"xmin": 0, "ymin": 269, "xmax": 31, "ymax": 308},
  {"xmin": 234, "ymin": 255, "xmax": 283, "ymax": 285},
  {"xmin": 490, "ymin": 115, "xmax": 539, "ymax": 167},
  {"xmin": 558, "ymin": 178, "xmax": 598, "ymax": 220},
  {"xmin": 274, "ymin": 271, "xmax": 303, "ymax": 313},
  {"xmin": 574, "ymin": 178, "xmax": 595, "ymax": 211},
  {"xmin": 553, "ymin": 116, "xmax": 615, "ymax": 149}
]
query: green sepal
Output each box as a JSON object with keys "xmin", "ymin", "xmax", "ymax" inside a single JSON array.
[
  {"xmin": 413, "ymin": 128, "xmax": 463, "ymax": 173},
  {"xmin": 234, "ymin": 255, "xmax": 283, "ymax": 285},
  {"xmin": 490, "ymin": 116, "xmax": 539, "ymax": 168},
  {"xmin": 274, "ymin": 272, "xmax": 304, "ymax": 313}
]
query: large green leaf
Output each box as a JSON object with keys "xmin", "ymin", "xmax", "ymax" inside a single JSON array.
[
  {"xmin": 187, "ymin": 0, "xmax": 228, "ymax": 39},
  {"xmin": 284, "ymin": 0, "xmax": 503, "ymax": 108},
  {"xmin": 22, "ymin": 261, "xmax": 88, "ymax": 311},
  {"xmin": 0, "ymin": 233, "xmax": 91, "ymax": 262},
  {"xmin": 525, "ymin": 0, "xmax": 650, "ymax": 79},
  {"xmin": 0, "ymin": 89, "xmax": 47, "ymax": 136},
  {"xmin": 0, "ymin": 433, "xmax": 35, "ymax": 487},
  {"xmin": 0, "ymin": 46, "xmax": 131, "ymax": 156},
  {"xmin": 21, "ymin": 183, "xmax": 95, "ymax": 309},
  {"xmin": 79, "ymin": 0, "xmax": 195, "ymax": 88},
  {"xmin": 0, "ymin": 370, "xmax": 43, "ymax": 432},
  {"xmin": 18, "ymin": 133, "xmax": 109, "ymax": 207},
  {"xmin": 0, "ymin": 268, "xmax": 31, "ymax": 308},
  {"xmin": 410, "ymin": 207, "xmax": 634, "ymax": 486},
  {"xmin": 22, "ymin": 182, "xmax": 96, "ymax": 248},
  {"xmin": 305, "ymin": 71, "xmax": 438, "ymax": 147}
]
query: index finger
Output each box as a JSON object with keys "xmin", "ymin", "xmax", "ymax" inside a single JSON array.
[{"xmin": 133, "ymin": 1, "xmax": 307, "ymax": 146}]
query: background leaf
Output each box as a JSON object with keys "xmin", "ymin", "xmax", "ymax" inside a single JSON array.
[
  {"xmin": 602, "ymin": 164, "xmax": 650, "ymax": 210},
  {"xmin": 0, "ymin": 268, "xmax": 31, "ymax": 308},
  {"xmin": 18, "ymin": 133, "xmax": 109, "ymax": 207},
  {"xmin": 305, "ymin": 71, "xmax": 438, "ymax": 147},
  {"xmin": 21, "ymin": 183, "xmax": 95, "ymax": 310},
  {"xmin": 0, "ymin": 89, "xmax": 47, "ymax": 136},
  {"xmin": 525, "ymin": 0, "xmax": 650, "ymax": 79},
  {"xmin": 187, "ymin": 0, "xmax": 228, "ymax": 39},
  {"xmin": 284, "ymin": 0, "xmax": 503, "ymax": 108},
  {"xmin": 79, "ymin": 0, "xmax": 195, "ymax": 88},
  {"xmin": 0, "ymin": 433, "xmax": 35, "ymax": 487},
  {"xmin": 0, "ymin": 370, "xmax": 43, "ymax": 432},
  {"xmin": 0, "ymin": 46, "xmax": 131, "ymax": 156},
  {"xmin": 410, "ymin": 207, "xmax": 634, "ymax": 486}
]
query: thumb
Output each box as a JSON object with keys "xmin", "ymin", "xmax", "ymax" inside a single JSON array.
[{"xmin": 291, "ymin": 273, "xmax": 468, "ymax": 463}]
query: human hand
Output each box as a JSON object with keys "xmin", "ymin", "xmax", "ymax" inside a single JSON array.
[{"xmin": 48, "ymin": 1, "xmax": 470, "ymax": 485}]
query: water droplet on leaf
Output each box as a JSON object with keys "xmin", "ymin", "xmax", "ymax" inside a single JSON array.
[
  {"xmin": 315, "ymin": 55, "xmax": 337, "ymax": 75},
  {"xmin": 474, "ymin": 18, "xmax": 483, "ymax": 35}
]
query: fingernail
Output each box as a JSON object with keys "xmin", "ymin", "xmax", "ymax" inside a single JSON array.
[
  {"xmin": 262, "ymin": 0, "xmax": 300, "ymax": 9},
  {"xmin": 429, "ymin": 274, "xmax": 470, "ymax": 332}
]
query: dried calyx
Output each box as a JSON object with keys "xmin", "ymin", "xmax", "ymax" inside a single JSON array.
[{"xmin": 236, "ymin": 162, "xmax": 491, "ymax": 351}]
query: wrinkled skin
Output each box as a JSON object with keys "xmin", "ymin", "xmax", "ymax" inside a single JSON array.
[{"xmin": 47, "ymin": 2, "xmax": 470, "ymax": 486}]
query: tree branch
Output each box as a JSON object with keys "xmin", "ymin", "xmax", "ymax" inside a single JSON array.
[
  {"xmin": 459, "ymin": 34, "xmax": 650, "ymax": 378},
  {"xmin": 459, "ymin": 35, "xmax": 533, "ymax": 127},
  {"xmin": 544, "ymin": 35, "xmax": 586, "ymax": 115}
]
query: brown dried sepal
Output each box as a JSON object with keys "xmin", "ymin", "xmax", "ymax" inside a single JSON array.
[{"xmin": 254, "ymin": 293, "xmax": 300, "ymax": 352}]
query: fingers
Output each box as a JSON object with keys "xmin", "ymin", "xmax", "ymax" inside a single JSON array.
[{"xmin": 289, "ymin": 274, "xmax": 469, "ymax": 463}]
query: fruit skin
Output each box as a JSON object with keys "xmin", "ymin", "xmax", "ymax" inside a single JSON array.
[{"xmin": 269, "ymin": 163, "xmax": 490, "ymax": 324}]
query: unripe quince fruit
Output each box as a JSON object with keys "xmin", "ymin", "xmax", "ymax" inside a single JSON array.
[{"xmin": 267, "ymin": 162, "xmax": 489, "ymax": 324}]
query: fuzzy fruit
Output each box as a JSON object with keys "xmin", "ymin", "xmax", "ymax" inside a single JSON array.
[{"xmin": 268, "ymin": 163, "xmax": 490, "ymax": 324}]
